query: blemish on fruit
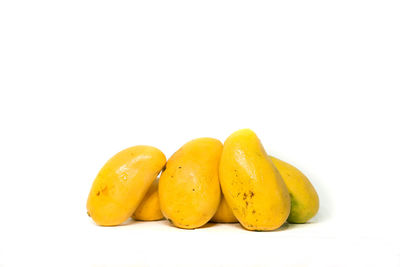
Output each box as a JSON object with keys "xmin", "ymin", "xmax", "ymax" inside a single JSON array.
[
  {"xmin": 101, "ymin": 186, "xmax": 108, "ymax": 194},
  {"xmin": 243, "ymin": 193, "xmax": 247, "ymax": 200},
  {"xmin": 249, "ymin": 191, "xmax": 254, "ymax": 198},
  {"xmin": 291, "ymin": 196, "xmax": 299, "ymax": 210},
  {"xmin": 96, "ymin": 191, "xmax": 100, "ymax": 196}
]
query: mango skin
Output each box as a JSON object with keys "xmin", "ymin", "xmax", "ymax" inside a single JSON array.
[
  {"xmin": 270, "ymin": 156, "xmax": 319, "ymax": 223},
  {"xmin": 132, "ymin": 179, "xmax": 164, "ymax": 221},
  {"xmin": 159, "ymin": 138, "xmax": 222, "ymax": 229},
  {"xmin": 219, "ymin": 129, "xmax": 291, "ymax": 231},
  {"xmin": 213, "ymin": 155, "xmax": 320, "ymax": 224},
  {"xmin": 87, "ymin": 146, "xmax": 166, "ymax": 226},
  {"xmin": 211, "ymin": 195, "xmax": 238, "ymax": 223}
]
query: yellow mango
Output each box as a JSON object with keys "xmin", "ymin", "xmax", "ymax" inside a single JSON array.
[
  {"xmin": 159, "ymin": 138, "xmax": 222, "ymax": 229},
  {"xmin": 219, "ymin": 129, "xmax": 290, "ymax": 231},
  {"xmin": 86, "ymin": 146, "xmax": 166, "ymax": 226},
  {"xmin": 211, "ymin": 196, "xmax": 238, "ymax": 223},
  {"xmin": 270, "ymin": 156, "xmax": 319, "ymax": 223},
  {"xmin": 132, "ymin": 179, "xmax": 164, "ymax": 221}
]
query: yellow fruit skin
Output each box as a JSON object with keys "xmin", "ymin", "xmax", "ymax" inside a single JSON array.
[
  {"xmin": 86, "ymin": 146, "xmax": 166, "ymax": 226},
  {"xmin": 211, "ymin": 196, "xmax": 238, "ymax": 223},
  {"xmin": 132, "ymin": 179, "xmax": 164, "ymax": 221},
  {"xmin": 159, "ymin": 138, "xmax": 222, "ymax": 229},
  {"xmin": 270, "ymin": 156, "xmax": 319, "ymax": 223},
  {"xmin": 219, "ymin": 129, "xmax": 291, "ymax": 231}
]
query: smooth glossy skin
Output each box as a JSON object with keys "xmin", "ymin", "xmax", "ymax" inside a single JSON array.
[
  {"xmin": 211, "ymin": 195, "xmax": 238, "ymax": 223},
  {"xmin": 270, "ymin": 156, "xmax": 319, "ymax": 223},
  {"xmin": 132, "ymin": 179, "xmax": 164, "ymax": 221},
  {"xmin": 159, "ymin": 138, "xmax": 222, "ymax": 229},
  {"xmin": 219, "ymin": 129, "xmax": 291, "ymax": 231},
  {"xmin": 87, "ymin": 146, "xmax": 166, "ymax": 226}
]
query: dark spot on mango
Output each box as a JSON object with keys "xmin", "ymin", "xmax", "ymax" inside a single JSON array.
[
  {"xmin": 101, "ymin": 186, "xmax": 108, "ymax": 194},
  {"xmin": 192, "ymin": 188, "xmax": 195, "ymax": 192},
  {"xmin": 249, "ymin": 191, "xmax": 254, "ymax": 198},
  {"xmin": 243, "ymin": 193, "xmax": 247, "ymax": 200},
  {"xmin": 245, "ymin": 201, "xmax": 249, "ymax": 207},
  {"xmin": 178, "ymin": 166, "xmax": 182, "ymax": 169},
  {"xmin": 237, "ymin": 192, "xmax": 241, "ymax": 197},
  {"xmin": 252, "ymin": 209, "xmax": 256, "ymax": 214},
  {"xmin": 87, "ymin": 211, "xmax": 91, "ymax": 217},
  {"xmin": 96, "ymin": 191, "xmax": 100, "ymax": 196}
]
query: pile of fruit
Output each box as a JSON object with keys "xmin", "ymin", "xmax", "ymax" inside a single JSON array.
[{"xmin": 86, "ymin": 129, "xmax": 319, "ymax": 231}]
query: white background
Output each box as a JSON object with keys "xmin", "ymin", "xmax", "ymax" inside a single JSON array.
[{"xmin": 1, "ymin": 0, "xmax": 399, "ymax": 266}]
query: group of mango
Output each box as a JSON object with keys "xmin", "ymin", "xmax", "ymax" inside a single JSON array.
[{"xmin": 87, "ymin": 129, "xmax": 319, "ymax": 231}]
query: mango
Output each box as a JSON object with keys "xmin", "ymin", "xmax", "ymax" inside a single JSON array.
[
  {"xmin": 132, "ymin": 179, "xmax": 164, "ymax": 221},
  {"xmin": 211, "ymin": 196, "xmax": 238, "ymax": 223},
  {"xmin": 86, "ymin": 146, "xmax": 166, "ymax": 226},
  {"xmin": 219, "ymin": 129, "xmax": 290, "ymax": 231},
  {"xmin": 270, "ymin": 156, "xmax": 319, "ymax": 223},
  {"xmin": 159, "ymin": 138, "xmax": 222, "ymax": 229}
]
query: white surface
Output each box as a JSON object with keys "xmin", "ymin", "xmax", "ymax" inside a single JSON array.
[{"xmin": 1, "ymin": 0, "xmax": 400, "ymax": 266}]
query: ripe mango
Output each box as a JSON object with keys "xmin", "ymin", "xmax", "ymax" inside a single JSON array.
[
  {"xmin": 270, "ymin": 156, "xmax": 319, "ymax": 223},
  {"xmin": 86, "ymin": 146, "xmax": 166, "ymax": 226},
  {"xmin": 219, "ymin": 129, "xmax": 290, "ymax": 231},
  {"xmin": 132, "ymin": 179, "xmax": 164, "ymax": 221},
  {"xmin": 159, "ymin": 138, "xmax": 222, "ymax": 229},
  {"xmin": 211, "ymin": 196, "xmax": 238, "ymax": 223}
]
